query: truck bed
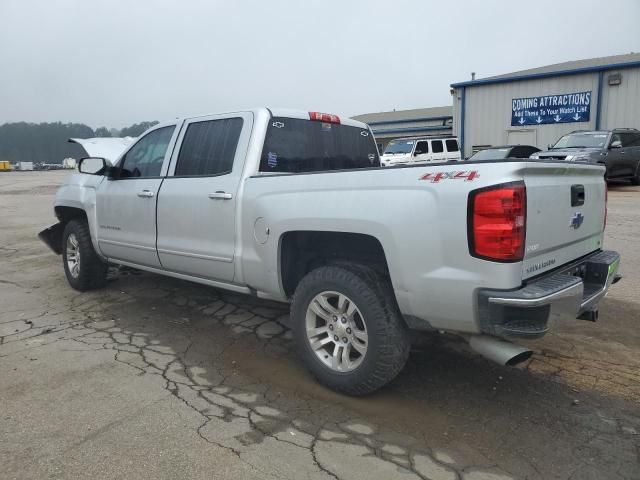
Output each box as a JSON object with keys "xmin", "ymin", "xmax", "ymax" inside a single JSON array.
[{"xmin": 240, "ymin": 160, "xmax": 607, "ymax": 334}]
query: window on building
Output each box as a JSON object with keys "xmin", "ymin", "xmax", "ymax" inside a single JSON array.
[{"xmin": 175, "ymin": 118, "xmax": 243, "ymax": 176}]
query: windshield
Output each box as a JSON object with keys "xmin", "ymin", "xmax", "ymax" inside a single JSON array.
[
  {"xmin": 552, "ymin": 132, "xmax": 608, "ymax": 149},
  {"xmin": 259, "ymin": 117, "xmax": 380, "ymax": 173},
  {"xmin": 384, "ymin": 140, "xmax": 414, "ymax": 155},
  {"xmin": 468, "ymin": 148, "xmax": 510, "ymax": 161}
]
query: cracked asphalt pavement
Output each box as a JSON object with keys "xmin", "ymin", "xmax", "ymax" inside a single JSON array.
[{"xmin": 1, "ymin": 171, "xmax": 639, "ymax": 480}]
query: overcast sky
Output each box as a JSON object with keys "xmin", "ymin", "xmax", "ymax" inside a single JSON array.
[{"xmin": 1, "ymin": 0, "xmax": 639, "ymax": 129}]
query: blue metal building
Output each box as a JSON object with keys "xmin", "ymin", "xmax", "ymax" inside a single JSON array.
[{"xmin": 451, "ymin": 53, "xmax": 640, "ymax": 157}]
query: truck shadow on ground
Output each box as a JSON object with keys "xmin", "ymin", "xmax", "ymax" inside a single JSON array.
[
  {"xmin": 5, "ymin": 261, "xmax": 636, "ymax": 480},
  {"xmin": 36, "ymin": 268, "xmax": 636, "ymax": 480}
]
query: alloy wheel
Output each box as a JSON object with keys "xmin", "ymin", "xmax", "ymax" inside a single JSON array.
[
  {"xmin": 66, "ymin": 233, "xmax": 81, "ymax": 278},
  {"xmin": 305, "ymin": 291, "xmax": 368, "ymax": 372}
]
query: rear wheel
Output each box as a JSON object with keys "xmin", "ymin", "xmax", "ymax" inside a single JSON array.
[
  {"xmin": 291, "ymin": 264, "xmax": 410, "ymax": 395},
  {"xmin": 62, "ymin": 220, "xmax": 108, "ymax": 291}
]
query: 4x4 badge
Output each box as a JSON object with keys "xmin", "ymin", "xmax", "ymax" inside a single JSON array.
[{"xmin": 570, "ymin": 212, "xmax": 584, "ymax": 229}]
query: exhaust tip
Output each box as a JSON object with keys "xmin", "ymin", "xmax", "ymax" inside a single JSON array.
[
  {"xmin": 469, "ymin": 335, "xmax": 533, "ymax": 367},
  {"xmin": 505, "ymin": 350, "xmax": 533, "ymax": 366}
]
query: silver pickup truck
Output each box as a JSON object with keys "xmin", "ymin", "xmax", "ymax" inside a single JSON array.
[{"xmin": 39, "ymin": 108, "xmax": 621, "ymax": 395}]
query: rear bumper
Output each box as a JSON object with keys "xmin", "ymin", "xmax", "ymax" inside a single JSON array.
[{"xmin": 477, "ymin": 250, "xmax": 621, "ymax": 338}]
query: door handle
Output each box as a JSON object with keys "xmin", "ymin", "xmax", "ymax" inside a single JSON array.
[
  {"xmin": 571, "ymin": 184, "xmax": 585, "ymax": 206},
  {"xmin": 208, "ymin": 191, "xmax": 233, "ymax": 200},
  {"xmin": 137, "ymin": 190, "xmax": 155, "ymax": 198}
]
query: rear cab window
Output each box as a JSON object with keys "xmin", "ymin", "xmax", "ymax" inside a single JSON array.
[{"xmin": 259, "ymin": 117, "xmax": 380, "ymax": 173}]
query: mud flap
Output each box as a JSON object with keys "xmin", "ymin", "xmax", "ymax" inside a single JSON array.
[{"xmin": 38, "ymin": 222, "xmax": 64, "ymax": 254}]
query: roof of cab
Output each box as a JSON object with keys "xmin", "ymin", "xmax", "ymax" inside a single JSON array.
[{"xmin": 181, "ymin": 108, "xmax": 367, "ymax": 129}]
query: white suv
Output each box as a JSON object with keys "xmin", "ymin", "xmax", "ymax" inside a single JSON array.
[{"xmin": 380, "ymin": 136, "xmax": 461, "ymax": 166}]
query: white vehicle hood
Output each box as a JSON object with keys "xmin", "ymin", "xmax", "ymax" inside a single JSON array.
[
  {"xmin": 68, "ymin": 137, "xmax": 136, "ymax": 164},
  {"xmin": 381, "ymin": 153, "xmax": 412, "ymax": 163}
]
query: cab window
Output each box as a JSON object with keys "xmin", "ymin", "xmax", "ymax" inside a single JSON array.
[
  {"xmin": 414, "ymin": 141, "xmax": 429, "ymax": 155},
  {"xmin": 445, "ymin": 139, "xmax": 459, "ymax": 152},
  {"xmin": 609, "ymin": 133, "xmax": 622, "ymax": 147},
  {"xmin": 175, "ymin": 118, "xmax": 243, "ymax": 176},
  {"xmin": 259, "ymin": 117, "xmax": 379, "ymax": 173},
  {"xmin": 119, "ymin": 126, "xmax": 175, "ymax": 178},
  {"xmin": 618, "ymin": 132, "xmax": 637, "ymax": 147},
  {"xmin": 431, "ymin": 140, "xmax": 444, "ymax": 153}
]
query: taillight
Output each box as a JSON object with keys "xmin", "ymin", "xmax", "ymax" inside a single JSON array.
[
  {"xmin": 468, "ymin": 182, "xmax": 526, "ymax": 262},
  {"xmin": 604, "ymin": 184, "xmax": 608, "ymax": 230},
  {"xmin": 309, "ymin": 112, "xmax": 341, "ymax": 124}
]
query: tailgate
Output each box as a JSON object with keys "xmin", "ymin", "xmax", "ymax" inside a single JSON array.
[{"xmin": 522, "ymin": 162, "xmax": 606, "ymax": 279}]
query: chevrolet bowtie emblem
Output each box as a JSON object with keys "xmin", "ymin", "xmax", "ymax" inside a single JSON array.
[{"xmin": 570, "ymin": 212, "xmax": 584, "ymax": 229}]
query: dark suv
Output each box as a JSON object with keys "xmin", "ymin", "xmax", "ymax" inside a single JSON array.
[{"xmin": 532, "ymin": 128, "xmax": 640, "ymax": 184}]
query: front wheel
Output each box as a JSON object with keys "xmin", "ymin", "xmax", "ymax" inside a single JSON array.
[
  {"xmin": 62, "ymin": 219, "xmax": 108, "ymax": 291},
  {"xmin": 291, "ymin": 264, "xmax": 410, "ymax": 396},
  {"xmin": 631, "ymin": 163, "xmax": 640, "ymax": 186}
]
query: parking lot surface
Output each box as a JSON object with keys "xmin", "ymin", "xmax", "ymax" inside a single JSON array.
[{"xmin": 1, "ymin": 171, "xmax": 638, "ymax": 480}]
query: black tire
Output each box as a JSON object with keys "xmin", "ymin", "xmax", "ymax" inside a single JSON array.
[
  {"xmin": 631, "ymin": 163, "xmax": 640, "ymax": 186},
  {"xmin": 62, "ymin": 219, "xmax": 108, "ymax": 291},
  {"xmin": 291, "ymin": 264, "xmax": 410, "ymax": 396}
]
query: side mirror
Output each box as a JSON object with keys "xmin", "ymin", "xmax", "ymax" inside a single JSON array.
[
  {"xmin": 78, "ymin": 157, "xmax": 107, "ymax": 175},
  {"xmin": 414, "ymin": 150, "xmax": 424, "ymax": 156},
  {"xmin": 609, "ymin": 140, "xmax": 622, "ymax": 149}
]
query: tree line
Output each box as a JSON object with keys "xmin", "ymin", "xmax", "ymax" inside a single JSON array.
[{"xmin": 0, "ymin": 121, "xmax": 158, "ymax": 164}]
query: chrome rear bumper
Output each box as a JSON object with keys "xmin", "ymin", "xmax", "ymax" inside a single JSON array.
[{"xmin": 477, "ymin": 250, "xmax": 621, "ymax": 338}]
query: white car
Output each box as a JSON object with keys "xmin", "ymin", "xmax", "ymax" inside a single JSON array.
[{"xmin": 381, "ymin": 136, "xmax": 461, "ymax": 166}]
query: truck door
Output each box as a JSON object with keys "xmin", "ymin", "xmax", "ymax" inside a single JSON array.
[
  {"xmin": 606, "ymin": 133, "xmax": 625, "ymax": 178},
  {"xmin": 445, "ymin": 139, "xmax": 461, "ymax": 161},
  {"xmin": 429, "ymin": 139, "xmax": 448, "ymax": 163},
  {"xmin": 630, "ymin": 132, "xmax": 640, "ymax": 180},
  {"xmin": 413, "ymin": 140, "xmax": 430, "ymax": 164},
  {"xmin": 618, "ymin": 132, "xmax": 638, "ymax": 178},
  {"xmin": 155, "ymin": 112, "xmax": 253, "ymax": 282},
  {"xmin": 95, "ymin": 125, "xmax": 177, "ymax": 267}
]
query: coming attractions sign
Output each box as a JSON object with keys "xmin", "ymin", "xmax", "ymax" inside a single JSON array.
[{"xmin": 511, "ymin": 91, "xmax": 591, "ymax": 126}]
